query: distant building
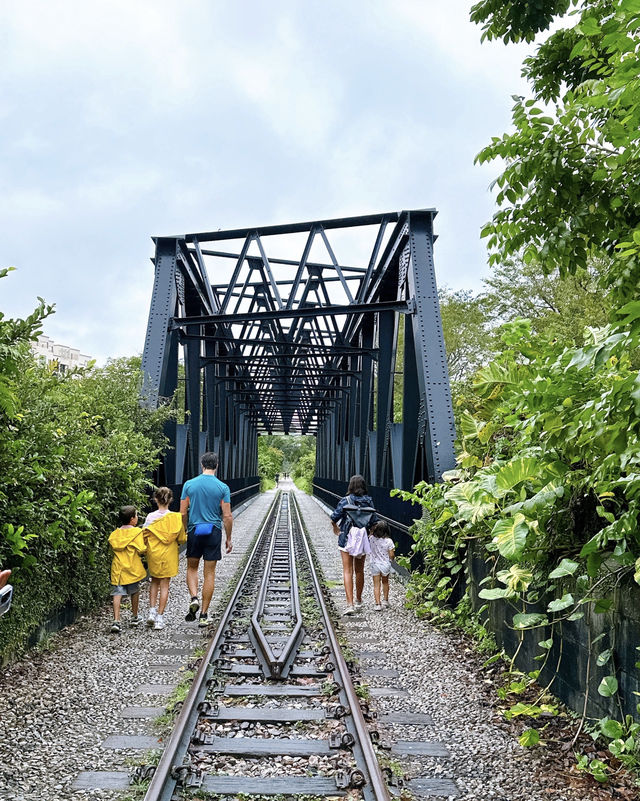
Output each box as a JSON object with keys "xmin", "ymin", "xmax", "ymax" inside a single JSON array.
[{"xmin": 31, "ymin": 335, "xmax": 92, "ymax": 374}]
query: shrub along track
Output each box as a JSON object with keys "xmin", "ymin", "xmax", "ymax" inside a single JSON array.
[{"xmin": 126, "ymin": 490, "xmax": 393, "ymax": 801}]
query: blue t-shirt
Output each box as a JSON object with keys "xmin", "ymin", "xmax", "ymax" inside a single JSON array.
[{"xmin": 181, "ymin": 474, "xmax": 231, "ymax": 532}]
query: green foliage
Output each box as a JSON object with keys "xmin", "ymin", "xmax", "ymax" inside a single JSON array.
[
  {"xmin": 257, "ymin": 438, "xmax": 284, "ymax": 491},
  {"xmin": 0, "ymin": 273, "xmax": 169, "ymax": 659},
  {"xmin": 257, "ymin": 435, "xmax": 316, "ymax": 492},
  {"xmin": 400, "ymin": 0, "xmax": 640, "ymax": 776},
  {"xmin": 476, "ymin": 0, "xmax": 640, "ymax": 303}
]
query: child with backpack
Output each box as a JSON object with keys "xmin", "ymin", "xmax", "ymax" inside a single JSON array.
[
  {"xmin": 109, "ymin": 505, "xmax": 146, "ymax": 634},
  {"xmin": 369, "ymin": 520, "xmax": 395, "ymax": 611},
  {"xmin": 142, "ymin": 487, "xmax": 187, "ymax": 630},
  {"xmin": 330, "ymin": 474, "xmax": 378, "ymax": 615}
]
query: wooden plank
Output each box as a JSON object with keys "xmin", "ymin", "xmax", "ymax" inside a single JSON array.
[
  {"xmin": 120, "ymin": 706, "xmax": 164, "ymax": 719},
  {"xmin": 192, "ymin": 736, "xmax": 330, "ymax": 756},
  {"xmin": 201, "ymin": 776, "xmax": 345, "ymax": 795},
  {"xmin": 406, "ymin": 778, "xmax": 459, "ymax": 798},
  {"xmin": 392, "ymin": 740, "xmax": 449, "ymax": 757},
  {"xmin": 224, "ymin": 684, "xmax": 322, "ymax": 697},
  {"xmin": 73, "ymin": 771, "xmax": 130, "ymax": 790},
  {"xmin": 206, "ymin": 706, "xmax": 325, "ymax": 723},
  {"xmin": 102, "ymin": 735, "xmax": 163, "ymax": 750},
  {"xmin": 380, "ymin": 712, "xmax": 434, "ymax": 726}
]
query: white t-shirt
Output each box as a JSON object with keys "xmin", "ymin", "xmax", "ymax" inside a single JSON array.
[{"xmin": 368, "ymin": 536, "xmax": 394, "ymax": 565}]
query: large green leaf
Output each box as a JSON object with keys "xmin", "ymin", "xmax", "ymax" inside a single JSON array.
[
  {"xmin": 444, "ymin": 482, "xmax": 495, "ymax": 523},
  {"xmin": 548, "ymin": 558, "xmax": 579, "ymax": 579},
  {"xmin": 491, "ymin": 513, "xmax": 529, "ymax": 559},
  {"xmin": 547, "ymin": 593, "xmax": 574, "ymax": 613},
  {"xmin": 495, "ymin": 457, "xmax": 541, "ymax": 491},
  {"xmin": 598, "ymin": 676, "xmax": 619, "ymax": 697},
  {"xmin": 512, "ymin": 613, "xmax": 548, "ymax": 630},
  {"xmin": 478, "ymin": 587, "xmax": 512, "ymax": 600},
  {"xmin": 519, "ymin": 728, "xmax": 540, "ymax": 747}
]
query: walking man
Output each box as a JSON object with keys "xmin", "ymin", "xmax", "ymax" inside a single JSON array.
[{"xmin": 180, "ymin": 452, "xmax": 233, "ymax": 626}]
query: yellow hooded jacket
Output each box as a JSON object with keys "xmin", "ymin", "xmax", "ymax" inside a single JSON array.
[
  {"xmin": 143, "ymin": 512, "xmax": 186, "ymax": 578},
  {"xmin": 109, "ymin": 526, "xmax": 146, "ymax": 585}
]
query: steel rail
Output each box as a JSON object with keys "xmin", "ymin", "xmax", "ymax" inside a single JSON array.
[
  {"xmin": 250, "ymin": 493, "xmax": 303, "ymax": 679},
  {"xmin": 290, "ymin": 493, "xmax": 393, "ymax": 801},
  {"xmin": 142, "ymin": 496, "xmax": 280, "ymax": 801}
]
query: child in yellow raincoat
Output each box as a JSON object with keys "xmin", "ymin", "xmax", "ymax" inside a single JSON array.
[
  {"xmin": 109, "ymin": 505, "xmax": 146, "ymax": 634},
  {"xmin": 142, "ymin": 487, "xmax": 187, "ymax": 630}
]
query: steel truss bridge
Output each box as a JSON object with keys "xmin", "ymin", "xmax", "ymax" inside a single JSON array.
[{"xmin": 141, "ymin": 209, "xmax": 455, "ymax": 540}]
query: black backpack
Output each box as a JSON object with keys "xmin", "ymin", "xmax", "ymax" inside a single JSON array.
[{"xmin": 342, "ymin": 495, "xmax": 377, "ymax": 530}]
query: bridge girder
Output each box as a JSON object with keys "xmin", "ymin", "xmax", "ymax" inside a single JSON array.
[{"xmin": 141, "ymin": 209, "xmax": 455, "ymax": 516}]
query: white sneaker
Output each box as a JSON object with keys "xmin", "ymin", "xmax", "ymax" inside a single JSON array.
[
  {"xmin": 374, "ymin": 604, "xmax": 382, "ymax": 611},
  {"xmin": 342, "ymin": 604, "xmax": 355, "ymax": 616},
  {"xmin": 354, "ymin": 600, "xmax": 363, "ymax": 610},
  {"xmin": 147, "ymin": 607, "xmax": 157, "ymax": 628},
  {"xmin": 154, "ymin": 614, "xmax": 165, "ymax": 630},
  {"xmin": 382, "ymin": 600, "xmax": 390, "ymax": 609}
]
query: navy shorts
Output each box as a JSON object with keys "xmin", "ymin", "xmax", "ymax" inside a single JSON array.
[{"xmin": 186, "ymin": 526, "xmax": 222, "ymax": 561}]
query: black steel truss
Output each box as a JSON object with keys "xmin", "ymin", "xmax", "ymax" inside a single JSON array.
[{"xmin": 141, "ymin": 209, "xmax": 455, "ymax": 512}]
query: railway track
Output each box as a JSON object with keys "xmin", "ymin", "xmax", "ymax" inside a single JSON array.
[{"xmin": 139, "ymin": 490, "xmax": 393, "ymax": 801}]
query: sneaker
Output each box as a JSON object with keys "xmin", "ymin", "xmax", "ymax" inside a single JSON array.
[
  {"xmin": 373, "ymin": 604, "xmax": 382, "ymax": 612},
  {"xmin": 185, "ymin": 597, "xmax": 200, "ymax": 622},
  {"xmin": 342, "ymin": 604, "xmax": 355, "ymax": 616},
  {"xmin": 130, "ymin": 616, "xmax": 140, "ymax": 628},
  {"xmin": 154, "ymin": 614, "xmax": 165, "ymax": 630},
  {"xmin": 382, "ymin": 600, "xmax": 390, "ymax": 609},
  {"xmin": 354, "ymin": 600, "xmax": 363, "ymax": 610},
  {"xmin": 198, "ymin": 612, "xmax": 209, "ymax": 628},
  {"xmin": 110, "ymin": 620, "xmax": 122, "ymax": 634},
  {"xmin": 147, "ymin": 607, "xmax": 157, "ymax": 628}
]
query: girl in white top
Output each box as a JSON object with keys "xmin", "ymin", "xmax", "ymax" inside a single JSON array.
[{"xmin": 368, "ymin": 520, "xmax": 395, "ymax": 611}]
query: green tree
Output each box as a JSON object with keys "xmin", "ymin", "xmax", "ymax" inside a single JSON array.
[
  {"xmin": 257, "ymin": 438, "xmax": 284, "ymax": 490},
  {"xmin": 0, "ymin": 271, "xmax": 170, "ymax": 658},
  {"xmin": 475, "ymin": 0, "xmax": 640, "ymax": 302}
]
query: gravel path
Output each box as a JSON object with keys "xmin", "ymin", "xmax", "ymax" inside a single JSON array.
[
  {"xmin": 0, "ymin": 485, "xmax": 616, "ymax": 801},
  {"xmin": 0, "ymin": 490, "xmax": 276, "ymax": 801},
  {"xmin": 295, "ymin": 485, "xmax": 603, "ymax": 801}
]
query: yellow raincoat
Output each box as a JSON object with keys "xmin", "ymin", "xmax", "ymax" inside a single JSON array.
[
  {"xmin": 143, "ymin": 512, "xmax": 186, "ymax": 578},
  {"xmin": 109, "ymin": 526, "xmax": 146, "ymax": 585}
]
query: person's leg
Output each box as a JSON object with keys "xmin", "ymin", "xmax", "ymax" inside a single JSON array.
[
  {"xmin": 354, "ymin": 556, "xmax": 365, "ymax": 604},
  {"xmin": 158, "ymin": 578, "xmax": 170, "ymax": 614},
  {"xmin": 131, "ymin": 591, "xmax": 139, "ymax": 618},
  {"xmin": 340, "ymin": 551, "xmax": 354, "ymax": 604},
  {"xmin": 201, "ymin": 560, "xmax": 217, "ymax": 614},
  {"xmin": 372, "ymin": 574, "xmax": 381, "ymax": 605},
  {"xmin": 381, "ymin": 574, "xmax": 390, "ymax": 601},
  {"xmin": 187, "ymin": 558, "xmax": 200, "ymax": 599},
  {"xmin": 112, "ymin": 594, "xmax": 122, "ymax": 621},
  {"xmin": 149, "ymin": 577, "xmax": 159, "ymax": 609}
]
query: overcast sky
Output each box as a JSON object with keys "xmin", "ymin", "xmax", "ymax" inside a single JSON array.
[{"xmin": 0, "ymin": 1, "xmax": 532, "ymax": 363}]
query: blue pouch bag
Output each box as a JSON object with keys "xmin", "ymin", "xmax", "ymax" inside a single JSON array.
[{"xmin": 194, "ymin": 522, "xmax": 216, "ymax": 536}]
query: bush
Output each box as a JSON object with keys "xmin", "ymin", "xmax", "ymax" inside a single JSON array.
[{"xmin": 0, "ymin": 273, "xmax": 169, "ymax": 659}]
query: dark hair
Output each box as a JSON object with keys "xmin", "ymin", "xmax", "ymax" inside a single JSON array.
[
  {"xmin": 347, "ymin": 474, "xmax": 367, "ymax": 497},
  {"xmin": 119, "ymin": 505, "xmax": 137, "ymax": 526},
  {"xmin": 370, "ymin": 520, "xmax": 390, "ymax": 539},
  {"xmin": 201, "ymin": 452, "xmax": 219, "ymax": 471},
  {"xmin": 154, "ymin": 486, "xmax": 173, "ymax": 506}
]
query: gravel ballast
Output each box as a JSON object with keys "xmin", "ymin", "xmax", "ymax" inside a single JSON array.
[
  {"xmin": 0, "ymin": 490, "xmax": 276, "ymax": 801},
  {"xmin": 295, "ymin": 486, "xmax": 617, "ymax": 801},
  {"xmin": 0, "ymin": 484, "xmax": 628, "ymax": 801}
]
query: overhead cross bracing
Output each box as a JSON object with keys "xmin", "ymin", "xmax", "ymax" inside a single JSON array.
[{"xmin": 141, "ymin": 209, "xmax": 456, "ymax": 520}]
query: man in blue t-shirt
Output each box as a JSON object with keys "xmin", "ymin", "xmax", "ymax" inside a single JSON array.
[{"xmin": 180, "ymin": 452, "xmax": 233, "ymax": 626}]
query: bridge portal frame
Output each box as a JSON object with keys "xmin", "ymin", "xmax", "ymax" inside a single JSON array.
[{"xmin": 141, "ymin": 209, "xmax": 455, "ymax": 528}]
